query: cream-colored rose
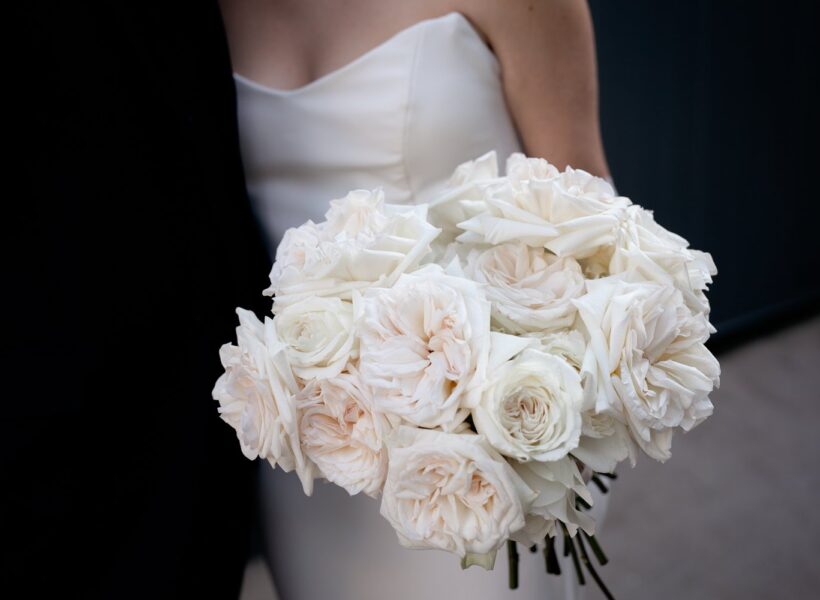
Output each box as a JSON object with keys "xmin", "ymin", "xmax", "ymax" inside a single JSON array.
[
  {"xmin": 213, "ymin": 308, "xmax": 316, "ymax": 495},
  {"xmin": 610, "ymin": 205, "xmax": 717, "ymax": 317},
  {"xmin": 572, "ymin": 411, "xmax": 632, "ymax": 474},
  {"xmin": 429, "ymin": 152, "xmax": 558, "ymax": 248},
  {"xmin": 523, "ymin": 328, "xmax": 586, "ymax": 370},
  {"xmin": 521, "ymin": 329, "xmax": 632, "ymax": 472},
  {"xmin": 380, "ymin": 426, "xmax": 535, "ymax": 569},
  {"xmin": 574, "ymin": 274, "xmax": 720, "ymax": 462},
  {"xmin": 464, "ymin": 242, "xmax": 585, "ymax": 334},
  {"xmin": 473, "ymin": 348, "xmax": 584, "ymax": 462},
  {"xmin": 357, "ymin": 262, "xmax": 491, "ymax": 430},
  {"xmin": 511, "ymin": 457, "xmax": 594, "ymax": 542},
  {"xmin": 323, "ymin": 188, "xmax": 391, "ymax": 238},
  {"xmin": 296, "ymin": 367, "xmax": 389, "ymax": 498},
  {"xmin": 505, "ymin": 153, "xmax": 560, "ymax": 187},
  {"xmin": 266, "ymin": 189, "xmax": 440, "ymax": 309},
  {"xmin": 275, "ymin": 296, "xmax": 356, "ymax": 381},
  {"xmin": 266, "ymin": 219, "xmax": 338, "ymax": 301},
  {"xmin": 428, "ymin": 151, "xmax": 502, "ymax": 252},
  {"xmin": 457, "ymin": 158, "xmax": 631, "ymax": 259}
]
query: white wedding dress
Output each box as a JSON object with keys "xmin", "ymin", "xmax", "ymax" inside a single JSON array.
[{"xmin": 233, "ymin": 12, "xmax": 611, "ymax": 600}]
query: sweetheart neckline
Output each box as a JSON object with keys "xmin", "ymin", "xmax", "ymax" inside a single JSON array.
[{"xmin": 232, "ymin": 12, "xmax": 495, "ymax": 97}]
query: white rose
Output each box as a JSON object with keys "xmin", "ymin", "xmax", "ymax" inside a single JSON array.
[
  {"xmin": 266, "ymin": 189, "xmax": 440, "ymax": 309},
  {"xmin": 520, "ymin": 329, "xmax": 632, "ymax": 472},
  {"xmin": 380, "ymin": 426, "xmax": 535, "ymax": 569},
  {"xmin": 464, "ymin": 242, "xmax": 585, "ymax": 334},
  {"xmin": 457, "ymin": 158, "xmax": 631, "ymax": 259},
  {"xmin": 430, "ymin": 152, "xmax": 559, "ymax": 241},
  {"xmin": 323, "ymin": 187, "xmax": 391, "ymax": 238},
  {"xmin": 357, "ymin": 262, "xmax": 491, "ymax": 430},
  {"xmin": 573, "ymin": 411, "xmax": 632, "ymax": 474},
  {"xmin": 267, "ymin": 219, "xmax": 323, "ymax": 286},
  {"xmin": 296, "ymin": 367, "xmax": 389, "ymax": 498},
  {"xmin": 508, "ymin": 513, "xmax": 556, "ymax": 548},
  {"xmin": 473, "ymin": 348, "xmax": 583, "ymax": 462},
  {"xmin": 275, "ymin": 296, "xmax": 356, "ymax": 381},
  {"xmin": 610, "ymin": 205, "xmax": 717, "ymax": 317},
  {"xmin": 505, "ymin": 152, "xmax": 560, "ymax": 187},
  {"xmin": 523, "ymin": 328, "xmax": 586, "ymax": 370},
  {"xmin": 574, "ymin": 275, "xmax": 720, "ymax": 462},
  {"xmin": 511, "ymin": 457, "xmax": 594, "ymax": 541},
  {"xmin": 212, "ymin": 308, "xmax": 316, "ymax": 495},
  {"xmin": 428, "ymin": 151, "xmax": 500, "ymax": 241}
]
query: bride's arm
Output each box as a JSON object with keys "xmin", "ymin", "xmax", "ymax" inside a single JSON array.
[{"xmin": 464, "ymin": 0, "xmax": 610, "ymax": 178}]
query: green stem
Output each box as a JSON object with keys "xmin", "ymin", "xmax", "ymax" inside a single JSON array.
[
  {"xmin": 591, "ymin": 474, "xmax": 609, "ymax": 494},
  {"xmin": 544, "ymin": 534, "xmax": 561, "ymax": 575},
  {"xmin": 583, "ymin": 531, "xmax": 609, "ymax": 565},
  {"xmin": 507, "ymin": 540, "xmax": 519, "ymax": 590},
  {"xmin": 576, "ymin": 531, "xmax": 616, "ymax": 600},
  {"xmin": 561, "ymin": 524, "xmax": 585, "ymax": 586}
]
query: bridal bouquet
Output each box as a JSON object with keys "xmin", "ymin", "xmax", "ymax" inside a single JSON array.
[{"xmin": 213, "ymin": 152, "xmax": 720, "ymax": 595}]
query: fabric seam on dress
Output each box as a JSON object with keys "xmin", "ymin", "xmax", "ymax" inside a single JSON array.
[{"xmin": 400, "ymin": 26, "xmax": 426, "ymax": 202}]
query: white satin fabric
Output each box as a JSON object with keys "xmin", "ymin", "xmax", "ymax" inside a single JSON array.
[{"xmin": 233, "ymin": 12, "xmax": 611, "ymax": 600}]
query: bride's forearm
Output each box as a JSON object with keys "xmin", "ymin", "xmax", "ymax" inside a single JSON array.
[{"xmin": 467, "ymin": 0, "xmax": 610, "ymax": 178}]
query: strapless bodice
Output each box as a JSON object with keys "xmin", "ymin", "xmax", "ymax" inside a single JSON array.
[{"xmin": 233, "ymin": 11, "xmax": 521, "ymax": 251}]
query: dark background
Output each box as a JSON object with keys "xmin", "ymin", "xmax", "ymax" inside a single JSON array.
[
  {"xmin": 588, "ymin": 0, "xmax": 819, "ymax": 340},
  {"xmin": 8, "ymin": 2, "xmax": 270, "ymax": 597}
]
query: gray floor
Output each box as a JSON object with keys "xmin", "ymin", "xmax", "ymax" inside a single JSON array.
[{"xmin": 241, "ymin": 316, "xmax": 820, "ymax": 600}]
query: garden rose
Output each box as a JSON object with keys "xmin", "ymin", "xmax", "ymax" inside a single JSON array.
[
  {"xmin": 457, "ymin": 159, "xmax": 631, "ymax": 259},
  {"xmin": 511, "ymin": 457, "xmax": 594, "ymax": 541},
  {"xmin": 610, "ymin": 205, "xmax": 717, "ymax": 316},
  {"xmin": 464, "ymin": 242, "xmax": 585, "ymax": 334},
  {"xmin": 357, "ymin": 263, "xmax": 491, "ymax": 429},
  {"xmin": 473, "ymin": 348, "xmax": 584, "ymax": 462},
  {"xmin": 213, "ymin": 308, "xmax": 316, "ymax": 494},
  {"xmin": 266, "ymin": 189, "xmax": 440, "ymax": 309},
  {"xmin": 380, "ymin": 427, "xmax": 535, "ymax": 568},
  {"xmin": 574, "ymin": 274, "xmax": 720, "ymax": 461},
  {"xmin": 275, "ymin": 296, "xmax": 356, "ymax": 381},
  {"xmin": 296, "ymin": 367, "xmax": 388, "ymax": 497}
]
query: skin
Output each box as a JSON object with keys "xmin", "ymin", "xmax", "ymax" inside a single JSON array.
[{"xmin": 219, "ymin": 0, "xmax": 611, "ymax": 178}]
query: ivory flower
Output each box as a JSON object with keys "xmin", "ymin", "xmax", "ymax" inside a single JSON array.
[
  {"xmin": 380, "ymin": 427, "xmax": 535, "ymax": 568},
  {"xmin": 357, "ymin": 263, "xmax": 491, "ymax": 429},
  {"xmin": 296, "ymin": 368, "xmax": 389, "ymax": 498},
  {"xmin": 610, "ymin": 205, "xmax": 717, "ymax": 317},
  {"xmin": 464, "ymin": 242, "xmax": 585, "ymax": 334},
  {"xmin": 511, "ymin": 457, "xmax": 594, "ymax": 542},
  {"xmin": 213, "ymin": 308, "xmax": 316, "ymax": 494},
  {"xmin": 473, "ymin": 348, "xmax": 584, "ymax": 462},
  {"xmin": 574, "ymin": 275, "xmax": 720, "ymax": 462},
  {"xmin": 266, "ymin": 189, "xmax": 440, "ymax": 309},
  {"xmin": 457, "ymin": 156, "xmax": 632, "ymax": 258},
  {"xmin": 274, "ymin": 296, "xmax": 356, "ymax": 381}
]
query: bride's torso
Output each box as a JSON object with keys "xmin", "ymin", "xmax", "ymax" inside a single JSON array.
[
  {"xmin": 232, "ymin": 12, "xmax": 607, "ymax": 599},
  {"xmin": 233, "ymin": 12, "xmax": 520, "ymax": 250}
]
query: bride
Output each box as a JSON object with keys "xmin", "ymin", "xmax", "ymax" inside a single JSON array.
[{"xmin": 219, "ymin": 1, "xmax": 614, "ymax": 598}]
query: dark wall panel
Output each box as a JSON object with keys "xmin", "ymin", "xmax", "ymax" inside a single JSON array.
[{"xmin": 589, "ymin": 1, "xmax": 820, "ymax": 338}]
